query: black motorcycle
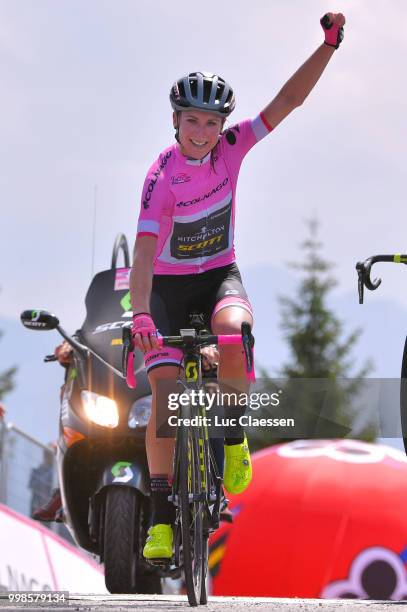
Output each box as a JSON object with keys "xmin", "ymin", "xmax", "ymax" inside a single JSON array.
[{"xmin": 20, "ymin": 234, "xmax": 163, "ymax": 594}]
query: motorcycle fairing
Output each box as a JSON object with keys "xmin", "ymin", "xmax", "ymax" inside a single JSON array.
[{"xmin": 95, "ymin": 460, "xmax": 150, "ymax": 496}]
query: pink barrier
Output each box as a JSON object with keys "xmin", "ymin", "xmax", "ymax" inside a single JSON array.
[{"xmin": 0, "ymin": 503, "xmax": 105, "ymax": 593}]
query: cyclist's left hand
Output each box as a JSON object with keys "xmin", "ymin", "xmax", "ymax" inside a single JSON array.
[
  {"xmin": 131, "ymin": 313, "xmax": 160, "ymax": 352},
  {"xmin": 201, "ymin": 345, "xmax": 219, "ymax": 370},
  {"xmin": 320, "ymin": 12, "xmax": 345, "ymax": 49}
]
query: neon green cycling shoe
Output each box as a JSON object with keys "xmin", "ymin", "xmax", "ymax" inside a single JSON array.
[
  {"xmin": 143, "ymin": 524, "xmax": 173, "ymax": 560},
  {"xmin": 223, "ymin": 435, "xmax": 252, "ymax": 494}
]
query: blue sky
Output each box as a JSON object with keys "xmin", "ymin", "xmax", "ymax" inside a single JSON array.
[{"xmin": 1, "ymin": 0, "xmax": 407, "ymax": 442}]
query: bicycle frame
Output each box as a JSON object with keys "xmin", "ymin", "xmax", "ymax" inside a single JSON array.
[
  {"xmin": 169, "ymin": 324, "xmax": 253, "ymax": 606},
  {"xmin": 170, "ymin": 329, "xmax": 223, "ymax": 533},
  {"xmin": 122, "ymin": 320, "xmax": 254, "ymax": 606}
]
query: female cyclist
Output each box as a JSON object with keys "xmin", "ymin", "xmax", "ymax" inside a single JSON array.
[{"xmin": 130, "ymin": 12, "xmax": 346, "ymax": 560}]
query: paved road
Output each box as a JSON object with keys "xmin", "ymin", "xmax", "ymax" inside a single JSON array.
[{"xmin": 1, "ymin": 595, "xmax": 407, "ymax": 611}]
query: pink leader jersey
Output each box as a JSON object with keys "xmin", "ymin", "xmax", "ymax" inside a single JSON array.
[{"xmin": 137, "ymin": 114, "xmax": 272, "ymax": 275}]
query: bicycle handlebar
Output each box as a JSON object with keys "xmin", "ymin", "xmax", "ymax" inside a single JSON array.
[
  {"xmin": 157, "ymin": 334, "xmax": 243, "ymax": 348},
  {"xmin": 122, "ymin": 323, "xmax": 255, "ymax": 389},
  {"xmin": 356, "ymin": 254, "xmax": 407, "ymax": 304}
]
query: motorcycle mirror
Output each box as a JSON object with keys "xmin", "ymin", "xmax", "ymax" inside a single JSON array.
[{"xmin": 20, "ymin": 309, "xmax": 60, "ymax": 331}]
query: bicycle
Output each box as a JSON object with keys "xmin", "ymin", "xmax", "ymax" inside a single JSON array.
[
  {"xmin": 356, "ymin": 253, "xmax": 407, "ymax": 455},
  {"xmin": 122, "ymin": 315, "xmax": 255, "ymax": 606}
]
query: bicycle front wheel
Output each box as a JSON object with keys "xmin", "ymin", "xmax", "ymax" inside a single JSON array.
[
  {"xmin": 400, "ymin": 336, "xmax": 407, "ymax": 455},
  {"xmin": 178, "ymin": 403, "xmax": 205, "ymax": 606}
]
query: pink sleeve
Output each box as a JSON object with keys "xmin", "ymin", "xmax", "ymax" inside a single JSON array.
[
  {"xmin": 137, "ymin": 150, "xmax": 174, "ymax": 238},
  {"xmin": 220, "ymin": 115, "xmax": 272, "ymax": 174}
]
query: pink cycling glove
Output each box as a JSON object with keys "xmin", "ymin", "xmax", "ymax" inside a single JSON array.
[
  {"xmin": 132, "ymin": 313, "xmax": 158, "ymax": 348},
  {"xmin": 320, "ymin": 14, "xmax": 344, "ymax": 49}
]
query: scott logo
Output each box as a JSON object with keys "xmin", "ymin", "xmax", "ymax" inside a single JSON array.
[
  {"xmin": 185, "ymin": 362, "xmax": 198, "ymax": 381},
  {"xmin": 179, "ymin": 235, "xmax": 223, "ymax": 252},
  {"xmin": 93, "ymin": 321, "xmax": 127, "ymax": 334}
]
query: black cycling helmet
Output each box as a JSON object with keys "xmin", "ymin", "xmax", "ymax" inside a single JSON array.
[{"xmin": 170, "ymin": 71, "xmax": 235, "ymax": 117}]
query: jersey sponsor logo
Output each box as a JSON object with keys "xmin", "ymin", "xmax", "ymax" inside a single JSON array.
[
  {"xmin": 171, "ymin": 173, "xmax": 191, "ymax": 185},
  {"xmin": 143, "ymin": 151, "xmax": 172, "ymax": 210},
  {"xmin": 225, "ymin": 124, "xmax": 240, "ymax": 146},
  {"xmin": 170, "ymin": 201, "xmax": 232, "ymax": 260},
  {"xmin": 179, "ymin": 234, "xmax": 223, "ymax": 252},
  {"xmin": 176, "ymin": 178, "xmax": 229, "ymax": 208}
]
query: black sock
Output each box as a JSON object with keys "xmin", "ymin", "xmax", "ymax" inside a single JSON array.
[
  {"xmin": 150, "ymin": 475, "xmax": 175, "ymax": 525},
  {"xmin": 210, "ymin": 437, "xmax": 225, "ymax": 473},
  {"xmin": 224, "ymin": 406, "xmax": 245, "ymax": 446}
]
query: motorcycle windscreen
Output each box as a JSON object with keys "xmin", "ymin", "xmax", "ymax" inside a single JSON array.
[{"xmin": 80, "ymin": 268, "xmax": 147, "ymax": 393}]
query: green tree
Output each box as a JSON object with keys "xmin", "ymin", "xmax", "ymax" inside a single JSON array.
[
  {"xmin": 250, "ymin": 219, "xmax": 374, "ymax": 451},
  {"xmin": 280, "ymin": 218, "xmax": 371, "ymax": 380}
]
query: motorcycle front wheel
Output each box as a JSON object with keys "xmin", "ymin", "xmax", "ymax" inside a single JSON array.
[{"xmin": 103, "ymin": 486, "xmax": 138, "ymax": 593}]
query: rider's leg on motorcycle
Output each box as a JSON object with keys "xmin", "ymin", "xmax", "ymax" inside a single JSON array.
[
  {"xmin": 32, "ymin": 487, "xmax": 63, "ymax": 522},
  {"xmin": 31, "ymin": 342, "xmax": 72, "ymax": 523}
]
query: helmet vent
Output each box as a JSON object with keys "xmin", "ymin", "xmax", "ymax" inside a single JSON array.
[{"xmin": 170, "ymin": 71, "xmax": 235, "ymax": 117}]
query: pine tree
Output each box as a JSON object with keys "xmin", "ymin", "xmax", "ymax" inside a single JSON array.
[
  {"xmin": 280, "ymin": 218, "xmax": 370, "ymax": 380},
  {"xmin": 249, "ymin": 219, "xmax": 374, "ymax": 451}
]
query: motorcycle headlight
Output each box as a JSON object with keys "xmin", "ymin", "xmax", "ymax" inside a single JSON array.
[
  {"xmin": 128, "ymin": 395, "xmax": 152, "ymax": 429},
  {"xmin": 81, "ymin": 391, "xmax": 119, "ymax": 428}
]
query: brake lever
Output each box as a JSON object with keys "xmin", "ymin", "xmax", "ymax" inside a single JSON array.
[
  {"xmin": 122, "ymin": 325, "xmax": 136, "ymax": 388},
  {"xmin": 356, "ymin": 259, "xmax": 382, "ymax": 304},
  {"xmin": 363, "ymin": 259, "xmax": 382, "ymax": 291},
  {"xmin": 356, "ymin": 262, "xmax": 365, "ymax": 304}
]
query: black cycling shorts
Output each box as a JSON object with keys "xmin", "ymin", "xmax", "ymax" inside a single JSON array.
[{"xmin": 144, "ymin": 263, "xmax": 252, "ymax": 372}]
